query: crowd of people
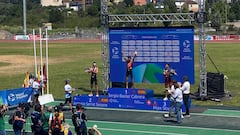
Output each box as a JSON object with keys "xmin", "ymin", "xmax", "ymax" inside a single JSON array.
[
  {"xmin": 9, "ymin": 57, "xmax": 190, "ymax": 135},
  {"xmin": 123, "ymin": 51, "xmax": 191, "ymax": 124},
  {"xmin": 124, "ymin": 51, "xmax": 191, "ymax": 119},
  {"xmin": 163, "ymin": 63, "xmax": 191, "ymax": 123},
  {"xmin": 0, "ymin": 102, "xmax": 102, "ymax": 135}
]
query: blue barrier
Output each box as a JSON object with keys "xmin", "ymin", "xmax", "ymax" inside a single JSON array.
[
  {"xmin": 73, "ymin": 95, "xmax": 108, "ymax": 108},
  {"xmin": 0, "ymin": 87, "xmax": 33, "ymax": 106},
  {"xmin": 72, "ymin": 88, "xmax": 189, "ymax": 112}
]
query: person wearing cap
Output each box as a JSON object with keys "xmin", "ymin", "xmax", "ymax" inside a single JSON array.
[
  {"xmin": 13, "ymin": 103, "xmax": 26, "ymax": 135},
  {"xmin": 88, "ymin": 125, "xmax": 102, "ymax": 135},
  {"xmin": 63, "ymin": 123, "xmax": 73, "ymax": 135},
  {"xmin": 87, "ymin": 62, "xmax": 99, "ymax": 97},
  {"xmin": 49, "ymin": 105, "xmax": 65, "ymax": 135},
  {"xmin": 72, "ymin": 104, "xmax": 87, "ymax": 135},
  {"xmin": 64, "ymin": 79, "xmax": 74, "ymax": 111}
]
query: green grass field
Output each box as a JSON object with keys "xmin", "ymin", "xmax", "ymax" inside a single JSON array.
[{"xmin": 0, "ymin": 40, "xmax": 239, "ymax": 107}]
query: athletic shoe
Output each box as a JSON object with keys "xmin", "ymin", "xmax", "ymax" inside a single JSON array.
[
  {"xmin": 163, "ymin": 97, "xmax": 168, "ymax": 101},
  {"xmin": 88, "ymin": 93, "xmax": 93, "ymax": 96},
  {"xmin": 184, "ymin": 115, "xmax": 190, "ymax": 118},
  {"xmin": 96, "ymin": 94, "xmax": 99, "ymax": 97},
  {"xmin": 163, "ymin": 113, "xmax": 170, "ymax": 118}
]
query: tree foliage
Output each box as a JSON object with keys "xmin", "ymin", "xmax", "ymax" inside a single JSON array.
[{"xmin": 0, "ymin": 0, "xmax": 240, "ymax": 33}]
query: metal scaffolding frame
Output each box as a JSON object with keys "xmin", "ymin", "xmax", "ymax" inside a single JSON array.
[
  {"xmin": 108, "ymin": 13, "xmax": 195, "ymax": 23},
  {"xmin": 198, "ymin": 0, "xmax": 207, "ymax": 98},
  {"xmin": 100, "ymin": 0, "xmax": 207, "ymax": 98}
]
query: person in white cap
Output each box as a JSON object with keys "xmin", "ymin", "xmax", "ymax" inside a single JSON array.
[
  {"xmin": 88, "ymin": 125, "xmax": 102, "ymax": 135},
  {"xmin": 64, "ymin": 79, "xmax": 74, "ymax": 111}
]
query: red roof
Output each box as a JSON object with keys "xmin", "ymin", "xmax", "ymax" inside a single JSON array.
[{"xmin": 134, "ymin": 0, "xmax": 147, "ymax": 6}]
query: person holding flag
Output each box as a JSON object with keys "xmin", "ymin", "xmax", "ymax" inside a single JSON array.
[{"xmin": 22, "ymin": 71, "xmax": 29, "ymax": 88}]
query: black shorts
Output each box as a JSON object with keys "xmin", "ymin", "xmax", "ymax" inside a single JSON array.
[
  {"xmin": 65, "ymin": 97, "xmax": 72, "ymax": 104},
  {"xmin": 90, "ymin": 77, "xmax": 97, "ymax": 85},
  {"xmin": 126, "ymin": 69, "xmax": 133, "ymax": 79}
]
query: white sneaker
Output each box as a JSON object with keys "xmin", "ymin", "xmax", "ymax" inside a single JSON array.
[
  {"xmin": 163, "ymin": 114, "xmax": 170, "ymax": 118},
  {"xmin": 163, "ymin": 97, "xmax": 168, "ymax": 101},
  {"xmin": 96, "ymin": 94, "xmax": 99, "ymax": 97},
  {"xmin": 88, "ymin": 93, "xmax": 93, "ymax": 96},
  {"xmin": 181, "ymin": 115, "xmax": 184, "ymax": 119}
]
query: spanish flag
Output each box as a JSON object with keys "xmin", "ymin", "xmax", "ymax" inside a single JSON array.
[{"xmin": 24, "ymin": 71, "xmax": 29, "ymax": 88}]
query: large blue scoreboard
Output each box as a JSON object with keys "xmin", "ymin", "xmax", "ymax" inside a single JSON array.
[{"xmin": 109, "ymin": 27, "xmax": 195, "ymax": 84}]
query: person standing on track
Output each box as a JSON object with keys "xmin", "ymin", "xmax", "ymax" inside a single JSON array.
[
  {"xmin": 64, "ymin": 79, "xmax": 74, "ymax": 111},
  {"xmin": 180, "ymin": 76, "xmax": 191, "ymax": 117},
  {"xmin": 173, "ymin": 82, "xmax": 183, "ymax": 124},
  {"xmin": 72, "ymin": 104, "xmax": 88, "ymax": 135}
]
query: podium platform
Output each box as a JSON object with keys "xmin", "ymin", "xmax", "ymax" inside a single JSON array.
[{"xmin": 73, "ymin": 88, "xmax": 186, "ymax": 112}]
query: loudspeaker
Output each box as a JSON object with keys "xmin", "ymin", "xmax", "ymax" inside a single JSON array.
[{"xmin": 207, "ymin": 72, "xmax": 225, "ymax": 98}]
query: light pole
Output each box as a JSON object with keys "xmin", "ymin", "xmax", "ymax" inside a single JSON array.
[{"xmin": 23, "ymin": 0, "xmax": 27, "ymax": 35}]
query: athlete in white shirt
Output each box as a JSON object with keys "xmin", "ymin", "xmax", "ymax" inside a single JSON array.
[
  {"xmin": 64, "ymin": 79, "xmax": 74, "ymax": 111},
  {"xmin": 180, "ymin": 76, "xmax": 191, "ymax": 117},
  {"xmin": 32, "ymin": 77, "xmax": 40, "ymax": 105},
  {"xmin": 164, "ymin": 80, "xmax": 177, "ymax": 118}
]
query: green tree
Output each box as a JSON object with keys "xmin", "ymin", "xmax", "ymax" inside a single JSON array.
[
  {"xmin": 209, "ymin": 0, "xmax": 226, "ymax": 31},
  {"xmin": 181, "ymin": 3, "xmax": 189, "ymax": 13},
  {"xmin": 229, "ymin": 1, "xmax": 240, "ymax": 21},
  {"xmin": 86, "ymin": 5, "xmax": 99, "ymax": 16},
  {"xmin": 163, "ymin": 0, "xmax": 177, "ymax": 13},
  {"xmin": 162, "ymin": 5, "xmax": 172, "ymax": 27},
  {"xmin": 211, "ymin": 12, "xmax": 222, "ymax": 31},
  {"xmin": 49, "ymin": 8, "xmax": 64, "ymax": 24},
  {"xmin": 124, "ymin": 0, "xmax": 134, "ymax": 7}
]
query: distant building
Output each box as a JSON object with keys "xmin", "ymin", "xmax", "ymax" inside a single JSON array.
[
  {"xmin": 41, "ymin": 0, "xmax": 93, "ymax": 11},
  {"xmin": 41, "ymin": 0, "xmax": 63, "ymax": 7},
  {"xmin": 134, "ymin": 0, "xmax": 147, "ymax": 6},
  {"xmin": 185, "ymin": 0, "xmax": 198, "ymax": 12},
  {"xmin": 112, "ymin": 0, "xmax": 124, "ymax": 4},
  {"xmin": 154, "ymin": 0, "xmax": 199, "ymax": 12}
]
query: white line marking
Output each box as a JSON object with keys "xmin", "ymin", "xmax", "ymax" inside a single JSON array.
[
  {"xmin": 193, "ymin": 113, "xmax": 240, "ymax": 118},
  {"xmin": 207, "ymin": 109, "xmax": 240, "ymax": 113},
  {"xmin": 85, "ymin": 107, "xmax": 240, "ymax": 118},
  {"xmin": 99, "ymin": 127, "xmax": 188, "ymax": 135},
  {"xmin": 90, "ymin": 120, "xmax": 240, "ymax": 133}
]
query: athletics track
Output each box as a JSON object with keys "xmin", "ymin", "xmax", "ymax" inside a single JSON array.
[{"xmin": 4, "ymin": 101, "xmax": 240, "ymax": 135}]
